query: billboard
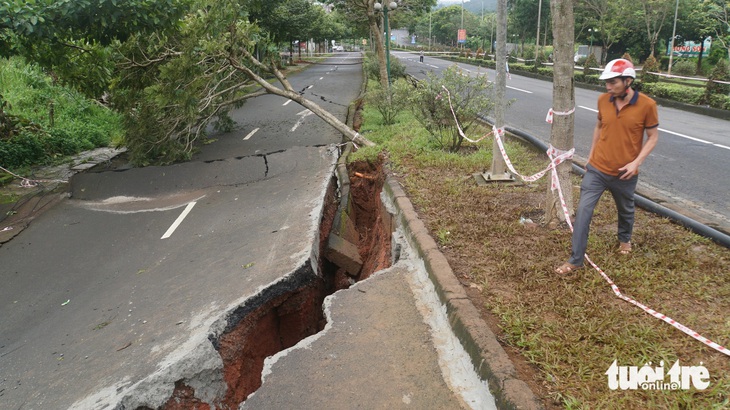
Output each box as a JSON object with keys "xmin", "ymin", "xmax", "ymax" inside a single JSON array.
[
  {"xmin": 458, "ymin": 29, "xmax": 466, "ymax": 44},
  {"xmin": 667, "ymin": 37, "xmax": 712, "ymax": 58}
]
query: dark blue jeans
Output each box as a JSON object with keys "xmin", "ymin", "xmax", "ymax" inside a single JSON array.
[{"xmin": 568, "ymin": 164, "xmax": 639, "ymax": 266}]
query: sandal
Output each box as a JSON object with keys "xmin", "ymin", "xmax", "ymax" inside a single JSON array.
[
  {"xmin": 554, "ymin": 262, "xmax": 581, "ymax": 275},
  {"xmin": 618, "ymin": 242, "xmax": 632, "ymax": 255}
]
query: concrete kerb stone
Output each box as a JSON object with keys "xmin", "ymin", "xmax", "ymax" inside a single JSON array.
[{"xmin": 382, "ymin": 175, "xmax": 543, "ymax": 410}]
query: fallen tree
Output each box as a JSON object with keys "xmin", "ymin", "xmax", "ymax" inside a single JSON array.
[{"xmin": 114, "ymin": 0, "xmax": 374, "ymax": 165}]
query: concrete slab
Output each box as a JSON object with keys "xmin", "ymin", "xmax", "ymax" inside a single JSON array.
[
  {"xmin": 244, "ymin": 261, "xmax": 496, "ymax": 410},
  {"xmin": 0, "ymin": 146, "xmax": 338, "ymax": 409}
]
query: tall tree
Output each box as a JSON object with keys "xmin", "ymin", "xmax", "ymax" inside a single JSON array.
[
  {"xmin": 639, "ymin": 0, "xmax": 674, "ymax": 56},
  {"xmin": 578, "ymin": 0, "xmax": 633, "ymax": 63},
  {"xmin": 545, "ymin": 0, "xmax": 575, "ymax": 226},
  {"xmin": 704, "ymin": 0, "xmax": 730, "ymax": 59},
  {"xmin": 328, "ymin": 0, "xmax": 434, "ymax": 88}
]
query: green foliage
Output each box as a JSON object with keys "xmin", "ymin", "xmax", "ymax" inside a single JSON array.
[
  {"xmin": 671, "ymin": 60, "xmax": 697, "ymax": 76},
  {"xmin": 2, "ymin": 0, "xmax": 190, "ymax": 98},
  {"xmin": 364, "ymin": 79, "xmax": 411, "ymax": 126},
  {"xmin": 702, "ymin": 59, "xmax": 730, "ymax": 105},
  {"xmin": 640, "ymin": 82, "xmax": 705, "ymax": 105},
  {"xmin": 364, "ymin": 52, "xmax": 407, "ymax": 82},
  {"xmin": 641, "ymin": 54, "xmax": 660, "ymax": 83},
  {"xmin": 0, "ymin": 57, "xmax": 122, "ymax": 170},
  {"xmin": 112, "ymin": 0, "xmax": 264, "ymax": 165},
  {"xmin": 707, "ymin": 44, "xmax": 728, "ymax": 65},
  {"xmin": 408, "ymin": 65, "xmax": 493, "ymax": 152},
  {"xmin": 583, "ymin": 53, "xmax": 599, "ymax": 76}
]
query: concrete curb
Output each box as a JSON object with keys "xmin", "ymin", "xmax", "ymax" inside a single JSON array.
[{"xmin": 382, "ymin": 176, "xmax": 543, "ymax": 410}]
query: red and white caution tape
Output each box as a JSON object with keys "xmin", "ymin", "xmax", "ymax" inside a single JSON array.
[
  {"xmin": 441, "ymin": 86, "xmax": 496, "ymax": 144},
  {"xmin": 545, "ymin": 107, "xmax": 576, "ymax": 124},
  {"xmin": 491, "ymin": 129, "xmax": 730, "ymax": 358},
  {"xmin": 443, "ymin": 83, "xmax": 729, "ymax": 356}
]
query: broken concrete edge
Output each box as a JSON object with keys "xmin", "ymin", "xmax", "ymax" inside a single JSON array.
[
  {"xmin": 382, "ymin": 175, "xmax": 545, "ymax": 410},
  {"xmin": 0, "ymin": 147, "xmax": 127, "ymax": 235},
  {"xmin": 75, "ymin": 148, "xmax": 339, "ymax": 410}
]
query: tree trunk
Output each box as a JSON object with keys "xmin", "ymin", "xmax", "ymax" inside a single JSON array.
[
  {"xmin": 544, "ymin": 0, "xmax": 576, "ymax": 227},
  {"xmin": 369, "ymin": 10, "xmax": 389, "ymax": 89},
  {"xmin": 697, "ymin": 35, "xmax": 706, "ymax": 75},
  {"xmin": 228, "ymin": 53, "xmax": 376, "ymax": 148}
]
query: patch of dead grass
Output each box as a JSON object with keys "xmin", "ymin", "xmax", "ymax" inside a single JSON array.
[{"xmin": 391, "ymin": 140, "xmax": 730, "ymax": 408}]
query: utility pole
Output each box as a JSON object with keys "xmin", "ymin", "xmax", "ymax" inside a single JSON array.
[
  {"xmin": 535, "ymin": 0, "xmax": 542, "ymax": 62},
  {"xmin": 668, "ymin": 0, "xmax": 679, "ymax": 76}
]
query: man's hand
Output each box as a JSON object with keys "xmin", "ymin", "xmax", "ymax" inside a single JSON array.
[{"xmin": 618, "ymin": 162, "xmax": 640, "ymax": 179}]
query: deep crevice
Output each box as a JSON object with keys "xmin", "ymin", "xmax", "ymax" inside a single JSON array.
[{"xmin": 154, "ymin": 158, "xmax": 391, "ymax": 409}]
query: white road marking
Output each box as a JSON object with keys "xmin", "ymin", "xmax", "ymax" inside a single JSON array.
[
  {"xmin": 283, "ymin": 99, "xmax": 292, "ymax": 106},
  {"xmin": 658, "ymin": 128, "xmax": 712, "ymax": 144},
  {"xmin": 319, "ymin": 77, "xmax": 324, "ymax": 80},
  {"xmin": 307, "ymin": 85, "xmax": 313, "ymax": 89},
  {"xmin": 291, "ymin": 109, "xmax": 314, "ymax": 132},
  {"xmin": 243, "ymin": 128, "xmax": 259, "ymax": 141},
  {"xmin": 506, "ymin": 85, "xmax": 532, "ymax": 94},
  {"xmin": 161, "ymin": 202, "xmax": 196, "ymax": 239},
  {"xmin": 578, "ymin": 106, "xmax": 727, "ymax": 149}
]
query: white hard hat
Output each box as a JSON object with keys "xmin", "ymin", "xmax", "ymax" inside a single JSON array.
[{"xmin": 599, "ymin": 58, "xmax": 636, "ymax": 80}]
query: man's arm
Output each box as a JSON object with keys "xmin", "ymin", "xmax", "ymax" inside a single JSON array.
[{"xmin": 618, "ymin": 126, "xmax": 659, "ymax": 180}]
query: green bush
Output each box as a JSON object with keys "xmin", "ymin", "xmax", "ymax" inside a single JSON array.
[
  {"xmin": 671, "ymin": 60, "xmax": 696, "ymax": 76},
  {"xmin": 641, "ymin": 82, "xmax": 704, "ymax": 105},
  {"xmin": 0, "ymin": 131, "xmax": 47, "ymax": 168},
  {"xmin": 409, "ymin": 65, "xmax": 494, "ymax": 152},
  {"xmin": 364, "ymin": 52, "xmax": 407, "ymax": 82},
  {"xmin": 583, "ymin": 54, "xmax": 599, "ymax": 76},
  {"xmin": 702, "ymin": 59, "xmax": 730, "ymax": 105},
  {"xmin": 642, "ymin": 54, "xmax": 660, "ymax": 83},
  {"xmin": 365, "ymin": 79, "xmax": 411, "ymax": 126},
  {"xmin": 0, "ymin": 57, "xmax": 122, "ymax": 171}
]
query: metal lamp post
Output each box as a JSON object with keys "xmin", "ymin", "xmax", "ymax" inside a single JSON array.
[
  {"xmin": 588, "ymin": 28, "xmax": 595, "ymax": 60},
  {"xmin": 374, "ymin": 1, "xmax": 398, "ymax": 85}
]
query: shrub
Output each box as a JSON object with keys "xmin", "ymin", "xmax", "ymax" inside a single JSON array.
[
  {"xmin": 621, "ymin": 52, "xmax": 633, "ymax": 63},
  {"xmin": 365, "ymin": 79, "xmax": 411, "ymax": 126},
  {"xmin": 0, "ymin": 131, "xmax": 47, "ymax": 168},
  {"xmin": 642, "ymin": 54, "xmax": 660, "ymax": 83},
  {"xmin": 641, "ymin": 82, "xmax": 704, "ymax": 105},
  {"xmin": 409, "ymin": 65, "xmax": 494, "ymax": 152},
  {"xmin": 364, "ymin": 52, "xmax": 407, "ymax": 82},
  {"xmin": 671, "ymin": 60, "xmax": 696, "ymax": 76},
  {"xmin": 0, "ymin": 57, "xmax": 122, "ymax": 170},
  {"xmin": 701, "ymin": 59, "xmax": 730, "ymax": 105},
  {"xmin": 583, "ymin": 53, "xmax": 599, "ymax": 76}
]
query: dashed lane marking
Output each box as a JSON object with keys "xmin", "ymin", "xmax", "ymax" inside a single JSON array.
[
  {"xmin": 161, "ymin": 202, "xmax": 196, "ymax": 239},
  {"xmin": 243, "ymin": 128, "xmax": 259, "ymax": 141}
]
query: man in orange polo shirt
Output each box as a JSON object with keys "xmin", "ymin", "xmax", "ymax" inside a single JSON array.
[{"xmin": 555, "ymin": 58, "xmax": 659, "ymax": 274}]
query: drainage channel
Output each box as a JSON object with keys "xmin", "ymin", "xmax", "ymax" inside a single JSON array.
[{"xmin": 154, "ymin": 157, "xmax": 392, "ymax": 409}]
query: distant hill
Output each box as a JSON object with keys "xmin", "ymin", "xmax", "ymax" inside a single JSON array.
[{"xmin": 436, "ymin": 0, "xmax": 497, "ymax": 14}]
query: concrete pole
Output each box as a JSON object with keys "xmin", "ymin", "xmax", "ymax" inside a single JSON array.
[
  {"xmin": 668, "ymin": 0, "xmax": 679, "ymax": 76},
  {"xmin": 483, "ymin": 0, "xmax": 511, "ymax": 181}
]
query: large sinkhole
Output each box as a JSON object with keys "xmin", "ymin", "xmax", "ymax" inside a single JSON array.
[{"xmin": 155, "ymin": 158, "xmax": 392, "ymax": 409}]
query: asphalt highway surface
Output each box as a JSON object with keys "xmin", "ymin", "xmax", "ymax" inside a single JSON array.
[{"xmin": 396, "ymin": 50, "xmax": 730, "ymax": 228}]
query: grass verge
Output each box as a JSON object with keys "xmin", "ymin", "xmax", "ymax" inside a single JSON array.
[
  {"xmin": 0, "ymin": 56, "xmax": 124, "ymax": 172},
  {"xmin": 355, "ymin": 90, "xmax": 730, "ymax": 408}
]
